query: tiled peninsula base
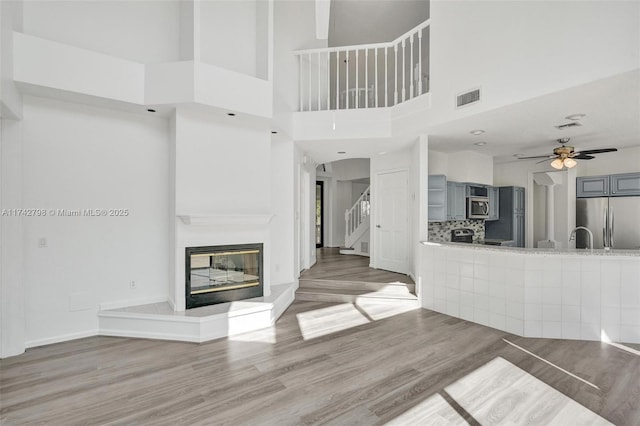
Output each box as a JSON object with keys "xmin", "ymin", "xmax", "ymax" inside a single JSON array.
[{"xmin": 420, "ymin": 242, "xmax": 640, "ymax": 344}]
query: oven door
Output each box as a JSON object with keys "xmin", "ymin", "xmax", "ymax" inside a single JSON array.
[{"xmin": 467, "ymin": 197, "xmax": 490, "ymax": 219}]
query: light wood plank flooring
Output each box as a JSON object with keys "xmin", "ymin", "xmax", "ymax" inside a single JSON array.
[
  {"xmin": 2, "ymin": 300, "xmax": 640, "ymax": 425},
  {"xmin": 300, "ymin": 248, "xmax": 413, "ymax": 284}
]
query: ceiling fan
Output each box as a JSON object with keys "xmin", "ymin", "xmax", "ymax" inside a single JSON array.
[{"xmin": 518, "ymin": 138, "xmax": 618, "ymax": 169}]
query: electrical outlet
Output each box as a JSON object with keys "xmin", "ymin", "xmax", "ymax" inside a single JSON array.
[
  {"xmin": 38, "ymin": 238, "xmax": 47, "ymax": 248},
  {"xmin": 130, "ymin": 280, "xmax": 137, "ymax": 290}
]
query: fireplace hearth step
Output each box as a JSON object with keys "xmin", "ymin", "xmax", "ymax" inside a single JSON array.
[{"xmin": 98, "ymin": 283, "xmax": 295, "ymax": 343}]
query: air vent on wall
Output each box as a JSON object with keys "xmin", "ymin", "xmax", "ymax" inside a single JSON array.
[
  {"xmin": 456, "ymin": 88, "xmax": 481, "ymax": 108},
  {"xmin": 555, "ymin": 122, "xmax": 582, "ymax": 130}
]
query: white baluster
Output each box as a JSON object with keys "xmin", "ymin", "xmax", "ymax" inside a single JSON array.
[
  {"xmin": 336, "ymin": 51, "xmax": 340, "ymax": 109},
  {"xmin": 401, "ymin": 39, "xmax": 406, "ymax": 102},
  {"xmin": 317, "ymin": 51, "xmax": 321, "ymax": 111},
  {"xmin": 365, "ymin": 49, "xmax": 369, "ymax": 108},
  {"xmin": 298, "ymin": 55, "xmax": 303, "ymax": 111},
  {"xmin": 355, "ymin": 49, "xmax": 359, "ymax": 109},
  {"xmin": 327, "ymin": 51, "xmax": 330, "ymax": 110},
  {"xmin": 410, "ymin": 34, "xmax": 414, "ymax": 99},
  {"xmin": 418, "ymin": 29, "xmax": 423, "ymax": 95},
  {"xmin": 308, "ymin": 53, "xmax": 311, "ymax": 111},
  {"xmin": 385, "ymin": 48, "xmax": 388, "ymax": 107},
  {"xmin": 394, "ymin": 44, "xmax": 398, "ymax": 105},
  {"xmin": 346, "ymin": 51, "xmax": 349, "ymax": 109},
  {"xmin": 375, "ymin": 49, "xmax": 378, "ymax": 108}
]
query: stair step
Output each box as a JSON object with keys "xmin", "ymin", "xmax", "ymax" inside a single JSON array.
[
  {"xmin": 295, "ymin": 285, "xmax": 418, "ymax": 304},
  {"xmin": 299, "ymin": 278, "xmax": 415, "ymax": 293}
]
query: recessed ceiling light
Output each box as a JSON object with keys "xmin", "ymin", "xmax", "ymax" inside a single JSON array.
[
  {"xmin": 378, "ymin": 151, "xmax": 387, "ymax": 155},
  {"xmin": 470, "ymin": 129, "xmax": 485, "ymax": 135},
  {"xmin": 146, "ymin": 108, "xmax": 156, "ymax": 113},
  {"xmin": 565, "ymin": 113, "xmax": 586, "ymax": 121},
  {"xmin": 513, "ymin": 153, "xmax": 524, "ymax": 158},
  {"xmin": 337, "ymin": 151, "xmax": 346, "ymax": 154},
  {"xmin": 474, "ymin": 142, "xmax": 487, "ymax": 146},
  {"xmin": 227, "ymin": 112, "xmax": 236, "ymax": 117}
]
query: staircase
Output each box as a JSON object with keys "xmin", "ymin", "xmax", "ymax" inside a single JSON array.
[{"xmin": 341, "ymin": 185, "xmax": 371, "ymax": 256}]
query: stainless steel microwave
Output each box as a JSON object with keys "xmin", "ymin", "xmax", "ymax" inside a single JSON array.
[{"xmin": 467, "ymin": 197, "xmax": 490, "ymax": 219}]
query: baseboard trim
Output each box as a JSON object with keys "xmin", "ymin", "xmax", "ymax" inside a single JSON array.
[
  {"xmin": 25, "ymin": 329, "xmax": 99, "ymax": 349},
  {"xmin": 99, "ymin": 295, "xmax": 168, "ymax": 311}
]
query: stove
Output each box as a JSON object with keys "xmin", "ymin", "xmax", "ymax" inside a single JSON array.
[{"xmin": 451, "ymin": 228, "xmax": 475, "ymax": 243}]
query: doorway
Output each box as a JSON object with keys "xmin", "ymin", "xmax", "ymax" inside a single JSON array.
[
  {"xmin": 375, "ymin": 169, "xmax": 409, "ymax": 274},
  {"xmin": 316, "ymin": 181, "xmax": 324, "ymax": 247}
]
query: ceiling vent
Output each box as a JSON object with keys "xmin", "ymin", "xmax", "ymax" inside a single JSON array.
[
  {"xmin": 555, "ymin": 122, "xmax": 582, "ymax": 130},
  {"xmin": 456, "ymin": 88, "xmax": 481, "ymax": 108}
]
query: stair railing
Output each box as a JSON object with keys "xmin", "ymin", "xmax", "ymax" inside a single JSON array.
[{"xmin": 345, "ymin": 185, "xmax": 371, "ymax": 247}]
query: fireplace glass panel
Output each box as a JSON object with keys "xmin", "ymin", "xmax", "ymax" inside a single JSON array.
[{"xmin": 189, "ymin": 249, "xmax": 260, "ymax": 295}]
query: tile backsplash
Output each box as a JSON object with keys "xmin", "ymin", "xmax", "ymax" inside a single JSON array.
[{"xmin": 428, "ymin": 220, "xmax": 485, "ymax": 243}]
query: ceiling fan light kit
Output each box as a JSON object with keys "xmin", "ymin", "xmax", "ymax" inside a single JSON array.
[{"xmin": 518, "ymin": 138, "xmax": 617, "ymax": 169}]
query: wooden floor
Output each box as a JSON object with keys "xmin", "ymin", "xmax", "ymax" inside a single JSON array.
[
  {"xmin": 2, "ymin": 299, "xmax": 640, "ymax": 425},
  {"xmin": 300, "ymin": 248, "xmax": 413, "ymax": 284}
]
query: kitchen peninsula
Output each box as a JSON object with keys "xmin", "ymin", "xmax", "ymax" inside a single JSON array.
[{"xmin": 420, "ymin": 241, "xmax": 640, "ymax": 344}]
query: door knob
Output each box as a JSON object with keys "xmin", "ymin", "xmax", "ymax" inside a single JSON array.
[{"xmin": 376, "ymin": 225, "xmax": 381, "ymax": 228}]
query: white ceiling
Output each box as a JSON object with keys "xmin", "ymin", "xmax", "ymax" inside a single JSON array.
[
  {"xmin": 426, "ymin": 70, "xmax": 640, "ymax": 164},
  {"xmin": 299, "ymin": 70, "xmax": 640, "ymax": 166}
]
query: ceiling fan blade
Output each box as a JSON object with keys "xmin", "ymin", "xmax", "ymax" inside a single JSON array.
[
  {"xmin": 574, "ymin": 148, "xmax": 618, "ymax": 155},
  {"xmin": 572, "ymin": 154, "xmax": 595, "ymax": 160},
  {"xmin": 536, "ymin": 158, "xmax": 552, "ymax": 164},
  {"xmin": 518, "ymin": 155, "xmax": 554, "ymax": 160}
]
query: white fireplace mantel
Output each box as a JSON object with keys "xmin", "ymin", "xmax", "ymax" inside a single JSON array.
[{"xmin": 177, "ymin": 214, "xmax": 274, "ymax": 226}]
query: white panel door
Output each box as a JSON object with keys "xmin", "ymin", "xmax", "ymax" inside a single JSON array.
[{"xmin": 375, "ymin": 170, "xmax": 409, "ymax": 274}]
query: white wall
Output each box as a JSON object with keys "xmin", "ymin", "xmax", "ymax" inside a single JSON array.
[
  {"xmin": 428, "ymin": 150, "xmax": 493, "ymax": 185},
  {"xmin": 174, "ymin": 109, "xmax": 270, "ymax": 214},
  {"xmin": 328, "ymin": 0, "xmax": 429, "ymax": 46},
  {"xmin": 200, "ymin": 0, "xmax": 258, "ymax": 77},
  {"xmin": 429, "ymin": 0, "xmax": 640, "ymax": 126},
  {"xmin": 0, "ymin": 0, "xmax": 23, "ymax": 118},
  {"xmin": 270, "ymin": 137, "xmax": 295, "ymax": 285},
  {"xmin": 23, "ymin": 0, "xmax": 181, "ymax": 64},
  {"xmin": 273, "ymin": 0, "xmax": 327, "ymax": 135},
  {"xmin": 20, "ymin": 95, "xmax": 170, "ymax": 346},
  {"xmin": 575, "ymin": 146, "xmax": 640, "ymax": 177},
  {"xmin": 1, "ymin": 118, "xmax": 25, "ymax": 357}
]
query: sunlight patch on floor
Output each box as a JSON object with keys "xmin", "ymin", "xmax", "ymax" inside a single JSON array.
[
  {"xmin": 601, "ymin": 330, "xmax": 640, "ymax": 357},
  {"xmin": 385, "ymin": 393, "xmax": 467, "ymax": 425},
  {"xmin": 444, "ymin": 357, "xmax": 611, "ymax": 425},
  {"xmin": 355, "ymin": 298, "xmax": 420, "ymax": 321},
  {"xmin": 386, "ymin": 357, "xmax": 611, "ymax": 425},
  {"xmin": 296, "ymin": 303, "xmax": 370, "ymax": 340}
]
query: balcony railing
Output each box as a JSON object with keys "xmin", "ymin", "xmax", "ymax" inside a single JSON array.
[{"xmin": 294, "ymin": 20, "xmax": 430, "ymax": 112}]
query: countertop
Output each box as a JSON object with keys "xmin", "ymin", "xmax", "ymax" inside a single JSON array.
[{"xmin": 421, "ymin": 240, "xmax": 640, "ymax": 257}]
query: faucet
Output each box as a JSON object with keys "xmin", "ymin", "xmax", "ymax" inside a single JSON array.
[{"xmin": 569, "ymin": 226, "xmax": 593, "ymax": 250}]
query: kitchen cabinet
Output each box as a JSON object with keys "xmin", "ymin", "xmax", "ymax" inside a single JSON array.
[
  {"xmin": 447, "ymin": 181, "xmax": 466, "ymax": 220},
  {"xmin": 487, "ymin": 186, "xmax": 500, "ymax": 221},
  {"xmin": 576, "ymin": 175, "xmax": 609, "ymax": 197},
  {"xmin": 610, "ymin": 172, "xmax": 640, "ymax": 196},
  {"xmin": 428, "ymin": 174, "xmax": 447, "ymax": 222},
  {"xmin": 485, "ymin": 186, "xmax": 525, "ymax": 248},
  {"xmin": 577, "ymin": 173, "xmax": 640, "ymax": 198}
]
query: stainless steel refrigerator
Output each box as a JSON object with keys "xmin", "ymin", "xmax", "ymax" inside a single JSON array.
[{"xmin": 576, "ymin": 196, "xmax": 640, "ymax": 249}]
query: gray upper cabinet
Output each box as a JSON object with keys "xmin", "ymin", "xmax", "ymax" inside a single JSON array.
[
  {"xmin": 428, "ymin": 175, "xmax": 447, "ymax": 222},
  {"xmin": 610, "ymin": 172, "xmax": 640, "ymax": 197},
  {"xmin": 486, "ymin": 186, "xmax": 500, "ymax": 221},
  {"xmin": 577, "ymin": 173, "xmax": 640, "ymax": 198},
  {"xmin": 447, "ymin": 181, "xmax": 466, "ymax": 220},
  {"xmin": 576, "ymin": 175, "xmax": 609, "ymax": 198}
]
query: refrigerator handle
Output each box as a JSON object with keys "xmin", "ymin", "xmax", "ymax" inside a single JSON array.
[
  {"xmin": 610, "ymin": 207, "xmax": 614, "ymax": 248},
  {"xmin": 603, "ymin": 207, "xmax": 608, "ymax": 248}
]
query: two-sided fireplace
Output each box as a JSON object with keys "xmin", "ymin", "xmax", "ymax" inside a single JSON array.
[{"xmin": 185, "ymin": 243, "xmax": 263, "ymax": 309}]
